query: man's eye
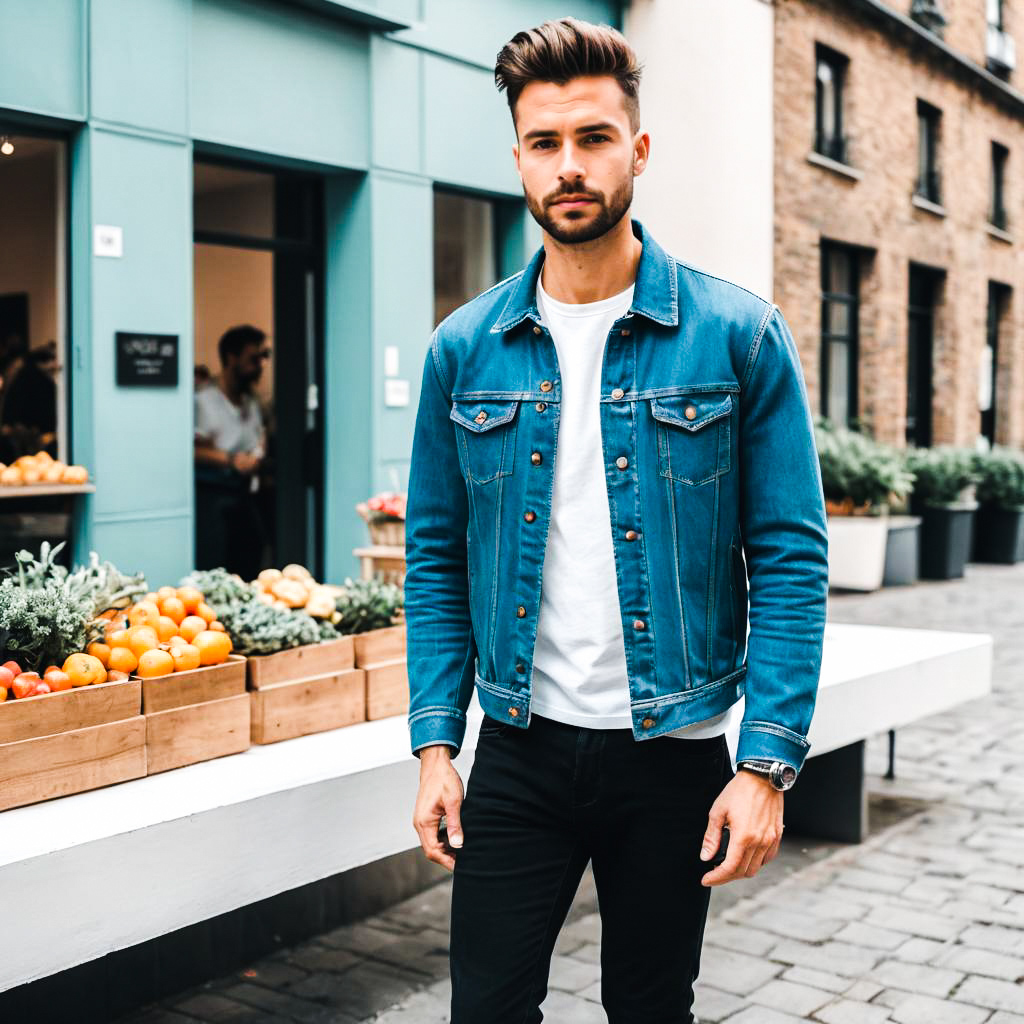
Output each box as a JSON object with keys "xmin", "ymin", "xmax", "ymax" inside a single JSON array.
[
  {"xmin": 534, "ymin": 139, "xmax": 556, "ymax": 149},
  {"xmin": 584, "ymin": 134, "xmax": 609, "ymax": 144}
]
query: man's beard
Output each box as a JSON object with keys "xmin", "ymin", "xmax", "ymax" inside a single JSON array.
[{"xmin": 524, "ymin": 175, "xmax": 633, "ymax": 244}]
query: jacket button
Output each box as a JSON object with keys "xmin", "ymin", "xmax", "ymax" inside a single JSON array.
[
  {"xmin": 531, "ymin": 451, "xmax": 542, "ymax": 465},
  {"xmin": 684, "ymin": 404, "xmax": 697, "ymax": 420},
  {"xmin": 615, "ymin": 456, "xmax": 628, "ymax": 470},
  {"xmin": 509, "ymin": 707, "xmax": 519, "ymax": 717},
  {"xmin": 642, "ymin": 717, "xmax": 655, "ymax": 729},
  {"xmin": 620, "ymin": 328, "xmax": 631, "ymax": 337},
  {"xmin": 517, "ymin": 606, "xmax": 526, "ymax": 618},
  {"xmin": 625, "ymin": 530, "xmax": 638, "ymax": 541},
  {"xmin": 540, "ymin": 380, "xmax": 553, "ymax": 392},
  {"xmin": 535, "ymin": 402, "xmax": 546, "ymax": 412},
  {"xmin": 515, "ymin": 662, "xmax": 525, "ymax": 673},
  {"xmin": 633, "ymin": 619, "xmax": 646, "ymax": 631},
  {"xmin": 611, "ymin": 387, "xmax": 624, "ymax": 400},
  {"xmin": 533, "ymin": 325, "xmax": 542, "ymax": 335},
  {"xmin": 475, "ymin": 410, "xmax": 488, "ymax": 424},
  {"xmin": 524, "ymin": 511, "xmax": 536, "ymax": 523}
]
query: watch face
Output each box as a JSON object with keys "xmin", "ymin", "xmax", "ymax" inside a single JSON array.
[{"xmin": 773, "ymin": 763, "xmax": 797, "ymax": 789}]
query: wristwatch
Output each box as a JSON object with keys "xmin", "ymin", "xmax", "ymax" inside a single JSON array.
[{"xmin": 737, "ymin": 759, "xmax": 798, "ymax": 792}]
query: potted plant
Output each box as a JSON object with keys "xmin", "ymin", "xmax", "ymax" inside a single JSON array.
[
  {"xmin": 970, "ymin": 445, "xmax": 1024, "ymax": 564},
  {"xmin": 905, "ymin": 445, "xmax": 979, "ymax": 579},
  {"xmin": 356, "ymin": 490, "xmax": 407, "ymax": 547},
  {"xmin": 815, "ymin": 420, "xmax": 914, "ymax": 591}
]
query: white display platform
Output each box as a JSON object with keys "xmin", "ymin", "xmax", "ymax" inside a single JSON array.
[{"xmin": 0, "ymin": 622, "xmax": 992, "ymax": 992}]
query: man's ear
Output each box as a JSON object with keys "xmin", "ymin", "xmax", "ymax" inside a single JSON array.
[
  {"xmin": 633, "ymin": 131, "xmax": 651, "ymax": 177},
  {"xmin": 513, "ymin": 143, "xmax": 523, "ymax": 183}
]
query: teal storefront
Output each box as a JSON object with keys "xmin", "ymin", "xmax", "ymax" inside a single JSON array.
[{"xmin": 0, "ymin": 0, "xmax": 618, "ymax": 586}]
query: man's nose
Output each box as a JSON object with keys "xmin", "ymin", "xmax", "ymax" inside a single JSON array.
[{"xmin": 557, "ymin": 142, "xmax": 586, "ymax": 182}]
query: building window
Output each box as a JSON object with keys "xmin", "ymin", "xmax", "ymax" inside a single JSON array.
[
  {"xmin": 988, "ymin": 0, "xmax": 1005, "ymax": 30},
  {"xmin": 815, "ymin": 45, "xmax": 849, "ymax": 164},
  {"xmin": 820, "ymin": 242, "xmax": 859, "ymax": 429},
  {"xmin": 433, "ymin": 191, "xmax": 498, "ymax": 327},
  {"xmin": 991, "ymin": 142, "xmax": 1009, "ymax": 230},
  {"xmin": 981, "ymin": 281, "xmax": 1010, "ymax": 445},
  {"xmin": 986, "ymin": 0, "xmax": 1016, "ymax": 81},
  {"xmin": 915, "ymin": 100, "xmax": 942, "ymax": 204},
  {"xmin": 910, "ymin": 0, "xmax": 948, "ymax": 37}
]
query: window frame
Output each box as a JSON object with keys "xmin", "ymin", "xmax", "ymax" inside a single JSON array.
[
  {"xmin": 814, "ymin": 43, "xmax": 849, "ymax": 165},
  {"xmin": 915, "ymin": 99, "xmax": 942, "ymax": 204},
  {"xmin": 990, "ymin": 141, "xmax": 1009, "ymax": 230},
  {"xmin": 819, "ymin": 240, "xmax": 860, "ymax": 429}
]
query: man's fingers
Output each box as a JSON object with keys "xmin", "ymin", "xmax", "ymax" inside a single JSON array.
[
  {"xmin": 414, "ymin": 816, "xmax": 455, "ymax": 871},
  {"xmin": 702, "ymin": 833, "xmax": 755, "ymax": 887},
  {"xmin": 700, "ymin": 806, "xmax": 726, "ymax": 862},
  {"xmin": 444, "ymin": 797, "xmax": 464, "ymax": 849}
]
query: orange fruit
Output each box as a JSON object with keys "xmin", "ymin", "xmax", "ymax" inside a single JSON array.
[
  {"xmin": 108, "ymin": 647, "xmax": 139, "ymax": 674},
  {"xmin": 171, "ymin": 643, "xmax": 201, "ymax": 672},
  {"xmin": 209, "ymin": 620, "xmax": 226, "ymax": 632},
  {"xmin": 129, "ymin": 600, "xmax": 161, "ymax": 629},
  {"xmin": 106, "ymin": 669, "xmax": 130, "ymax": 682},
  {"xmin": 127, "ymin": 625, "xmax": 160, "ymax": 658},
  {"xmin": 160, "ymin": 596, "xmax": 186, "ymax": 625},
  {"xmin": 178, "ymin": 615, "xmax": 207, "ymax": 642},
  {"xmin": 176, "ymin": 586, "xmax": 203, "ymax": 614},
  {"xmin": 156, "ymin": 586, "xmax": 176, "ymax": 602},
  {"xmin": 156, "ymin": 615, "xmax": 179, "ymax": 642},
  {"xmin": 193, "ymin": 630, "xmax": 232, "ymax": 665},
  {"xmin": 86, "ymin": 642, "xmax": 111, "ymax": 668},
  {"xmin": 108, "ymin": 628, "xmax": 131, "ymax": 648},
  {"xmin": 44, "ymin": 670, "xmax": 73, "ymax": 692},
  {"xmin": 62, "ymin": 653, "xmax": 107, "ymax": 687},
  {"xmin": 195, "ymin": 601, "xmax": 217, "ymax": 624},
  {"xmin": 136, "ymin": 649, "xmax": 174, "ymax": 678}
]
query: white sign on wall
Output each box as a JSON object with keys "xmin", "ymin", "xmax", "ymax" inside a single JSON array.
[
  {"xmin": 385, "ymin": 378, "xmax": 410, "ymax": 407},
  {"xmin": 93, "ymin": 225, "xmax": 123, "ymax": 258}
]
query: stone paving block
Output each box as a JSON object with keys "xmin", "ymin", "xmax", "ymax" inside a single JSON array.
[
  {"xmin": 703, "ymin": 920, "xmax": 780, "ymax": 956},
  {"xmin": 866, "ymin": 960, "xmax": 964, "ymax": 998},
  {"xmin": 780, "ymin": 966, "xmax": 849, "ymax": 994},
  {"xmin": 855, "ymin": 852, "xmax": 926, "ymax": 877},
  {"xmin": 935, "ymin": 944, "xmax": 1024, "ymax": 980},
  {"xmin": 745, "ymin": 906, "xmax": 846, "ymax": 943},
  {"xmin": 891, "ymin": 937, "xmax": 949, "ymax": 963},
  {"xmin": 128, "ymin": 1010, "xmax": 209, "ymax": 1024},
  {"xmin": 536, "ymin": 987, "xmax": 608, "ymax": 1023},
  {"xmin": 960, "ymin": 924, "xmax": 1024, "ymax": 955},
  {"xmin": 989, "ymin": 1013, "xmax": 1024, "ymax": 1023},
  {"xmin": 954, "ymin": 975, "xmax": 1024, "ymax": 1015},
  {"xmin": 278, "ymin": 961, "xmax": 422, "ymax": 1021},
  {"xmin": 766, "ymin": 939, "xmax": 880, "ymax": 978},
  {"xmin": 362, "ymin": 929, "xmax": 451, "ymax": 979},
  {"xmin": 755, "ymin": 891, "xmax": 869, "ymax": 922},
  {"xmin": 237, "ymin": 960, "xmax": 309, "ymax": 988},
  {"xmin": 560, "ymin": 911, "xmax": 602, "ymax": 945},
  {"xmin": 872, "ymin": 988, "xmax": 916, "ymax": 1011},
  {"xmin": 813, "ymin": 998, "xmax": 893, "ymax": 1024},
  {"xmin": 889, "ymin": 992, "xmax": 991, "ymax": 1024},
  {"xmin": 692, "ymin": 984, "xmax": 747, "ymax": 1023},
  {"xmin": 577, "ymin": 979, "xmax": 601, "ymax": 1003},
  {"xmin": 863, "ymin": 906, "xmax": 965, "ymax": 942},
  {"xmin": 696, "ymin": 947, "xmax": 783, "ymax": 996},
  {"xmin": 747, "ymin": 978, "xmax": 833, "ymax": 1016},
  {"xmin": 319, "ymin": 922, "xmax": 417, "ymax": 956},
  {"xmin": 719, "ymin": 1004, "xmax": 805, "ymax": 1023},
  {"xmin": 832, "ymin": 868, "xmax": 910, "ymax": 896},
  {"xmin": 547, "ymin": 953, "xmax": 601, "ymax": 993},
  {"xmin": 569, "ymin": 942, "xmax": 601, "ymax": 965},
  {"xmin": 833, "ymin": 922, "xmax": 910, "ymax": 950},
  {"xmin": 284, "ymin": 944, "xmax": 362, "ymax": 975},
  {"xmin": 842, "ymin": 979, "xmax": 884, "ymax": 1002},
  {"xmin": 221, "ymin": 981, "xmax": 351, "ymax": 1022},
  {"xmin": 171, "ymin": 993, "xmax": 262, "ymax": 1023}
]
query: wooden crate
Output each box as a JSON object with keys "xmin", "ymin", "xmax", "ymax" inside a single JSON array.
[
  {"xmin": 365, "ymin": 659, "xmax": 409, "ymax": 721},
  {"xmin": 250, "ymin": 668, "xmax": 366, "ymax": 744},
  {"xmin": 0, "ymin": 679, "xmax": 146, "ymax": 811},
  {"xmin": 246, "ymin": 637, "xmax": 355, "ymax": 690},
  {"xmin": 141, "ymin": 655, "xmax": 250, "ymax": 774},
  {"xmin": 352, "ymin": 624, "xmax": 406, "ymax": 668}
]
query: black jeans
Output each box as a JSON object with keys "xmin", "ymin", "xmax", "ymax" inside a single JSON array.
[{"xmin": 450, "ymin": 711, "xmax": 734, "ymax": 1024}]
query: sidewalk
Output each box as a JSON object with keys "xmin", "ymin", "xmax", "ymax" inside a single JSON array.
[{"xmin": 126, "ymin": 561, "xmax": 1024, "ymax": 1024}]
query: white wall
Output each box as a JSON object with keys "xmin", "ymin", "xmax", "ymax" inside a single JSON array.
[{"xmin": 624, "ymin": 0, "xmax": 775, "ymax": 300}]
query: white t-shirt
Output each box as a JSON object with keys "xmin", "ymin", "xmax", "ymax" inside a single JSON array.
[
  {"xmin": 194, "ymin": 384, "xmax": 265, "ymax": 457},
  {"xmin": 531, "ymin": 274, "xmax": 739, "ymax": 743}
]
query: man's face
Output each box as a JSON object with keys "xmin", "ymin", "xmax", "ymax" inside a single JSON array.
[
  {"xmin": 231, "ymin": 343, "xmax": 267, "ymax": 388},
  {"xmin": 513, "ymin": 75, "xmax": 648, "ymax": 245}
]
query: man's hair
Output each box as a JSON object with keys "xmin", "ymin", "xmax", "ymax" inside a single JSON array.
[
  {"xmin": 494, "ymin": 17, "xmax": 642, "ymax": 134},
  {"xmin": 217, "ymin": 324, "xmax": 265, "ymax": 365}
]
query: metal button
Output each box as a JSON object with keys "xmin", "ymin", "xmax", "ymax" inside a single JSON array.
[
  {"xmin": 535, "ymin": 402, "xmax": 547, "ymax": 412},
  {"xmin": 615, "ymin": 456, "xmax": 628, "ymax": 470},
  {"xmin": 625, "ymin": 530, "xmax": 638, "ymax": 541},
  {"xmin": 517, "ymin": 606, "xmax": 526, "ymax": 618},
  {"xmin": 642, "ymin": 717, "xmax": 655, "ymax": 729},
  {"xmin": 515, "ymin": 662, "xmax": 525, "ymax": 673},
  {"xmin": 684, "ymin": 404, "xmax": 697, "ymax": 421},
  {"xmin": 531, "ymin": 452, "xmax": 542, "ymax": 465},
  {"xmin": 633, "ymin": 619, "xmax": 646, "ymax": 631},
  {"xmin": 620, "ymin": 328, "xmax": 631, "ymax": 337},
  {"xmin": 540, "ymin": 380, "xmax": 553, "ymax": 392},
  {"xmin": 611, "ymin": 388, "xmax": 624, "ymax": 400},
  {"xmin": 533, "ymin": 325, "xmax": 542, "ymax": 335},
  {"xmin": 524, "ymin": 511, "xmax": 536, "ymax": 523},
  {"xmin": 475, "ymin": 410, "xmax": 488, "ymax": 424},
  {"xmin": 509, "ymin": 707, "xmax": 519, "ymax": 717}
]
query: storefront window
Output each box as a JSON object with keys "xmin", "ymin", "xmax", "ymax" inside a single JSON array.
[
  {"xmin": 433, "ymin": 191, "xmax": 497, "ymax": 326},
  {"xmin": 0, "ymin": 131, "xmax": 67, "ymax": 465}
]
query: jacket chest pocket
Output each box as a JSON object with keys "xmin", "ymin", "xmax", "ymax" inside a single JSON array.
[
  {"xmin": 650, "ymin": 392, "xmax": 733, "ymax": 485},
  {"xmin": 450, "ymin": 398, "xmax": 521, "ymax": 483}
]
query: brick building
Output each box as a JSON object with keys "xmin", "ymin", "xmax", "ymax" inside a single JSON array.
[{"xmin": 774, "ymin": 0, "xmax": 1024, "ymax": 449}]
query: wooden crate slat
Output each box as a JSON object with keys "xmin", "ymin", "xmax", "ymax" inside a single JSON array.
[
  {"xmin": 250, "ymin": 668, "xmax": 365, "ymax": 744},
  {"xmin": 247, "ymin": 637, "xmax": 355, "ymax": 689},
  {"xmin": 0, "ymin": 679, "xmax": 142, "ymax": 744},
  {"xmin": 145, "ymin": 693, "xmax": 251, "ymax": 775},
  {"xmin": 352, "ymin": 625, "xmax": 406, "ymax": 668},
  {"xmin": 365, "ymin": 659, "xmax": 409, "ymax": 721},
  {"xmin": 140, "ymin": 655, "xmax": 246, "ymax": 713}
]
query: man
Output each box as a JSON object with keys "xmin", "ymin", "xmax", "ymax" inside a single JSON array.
[
  {"xmin": 404, "ymin": 17, "xmax": 828, "ymax": 1024},
  {"xmin": 194, "ymin": 324, "xmax": 270, "ymax": 579}
]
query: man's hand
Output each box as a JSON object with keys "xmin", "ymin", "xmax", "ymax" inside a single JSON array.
[
  {"xmin": 700, "ymin": 769, "xmax": 784, "ymax": 886},
  {"xmin": 233, "ymin": 452, "xmax": 261, "ymax": 475},
  {"xmin": 413, "ymin": 744, "xmax": 465, "ymax": 872}
]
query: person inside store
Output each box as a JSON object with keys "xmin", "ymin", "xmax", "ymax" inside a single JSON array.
[
  {"xmin": 0, "ymin": 335, "xmax": 58, "ymax": 460},
  {"xmin": 194, "ymin": 324, "xmax": 270, "ymax": 580}
]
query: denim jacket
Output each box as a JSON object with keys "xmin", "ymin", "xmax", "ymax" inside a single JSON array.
[{"xmin": 404, "ymin": 219, "xmax": 828, "ymax": 773}]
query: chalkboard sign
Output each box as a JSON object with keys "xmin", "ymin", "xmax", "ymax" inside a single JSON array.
[{"xmin": 115, "ymin": 332, "xmax": 178, "ymax": 387}]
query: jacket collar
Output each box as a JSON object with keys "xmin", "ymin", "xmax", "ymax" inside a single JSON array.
[{"xmin": 489, "ymin": 218, "xmax": 679, "ymax": 334}]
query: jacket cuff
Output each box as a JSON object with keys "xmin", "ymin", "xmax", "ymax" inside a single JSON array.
[
  {"xmin": 736, "ymin": 721, "xmax": 811, "ymax": 774},
  {"xmin": 409, "ymin": 709, "xmax": 467, "ymax": 759}
]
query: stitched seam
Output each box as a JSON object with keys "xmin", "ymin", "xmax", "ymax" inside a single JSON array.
[
  {"xmin": 741, "ymin": 721, "xmax": 811, "ymax": 748},
  {"xmin": 740, "ymin": 302, "xmax": 777, "ymax": 392},
  {"xmin": 672, "ymin": 257, "xmax": 773, "ymax": 305},
  {"xmin": 707, "ymin": 474, "xmax": 721, "ymax": 680}
]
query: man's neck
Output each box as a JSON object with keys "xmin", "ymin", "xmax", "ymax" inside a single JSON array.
[
  {"xmin": 219, "ymin": 375, "xmax": 247, "ymax": 406},
  {"xmin": 538, "ymin": 214, "xmax": 641, "ymax": 305}
]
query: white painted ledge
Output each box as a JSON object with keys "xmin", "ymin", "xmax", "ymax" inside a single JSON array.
[{"xmin": 0, "ymin": 622, "xmax": 992, "ymax": 992}]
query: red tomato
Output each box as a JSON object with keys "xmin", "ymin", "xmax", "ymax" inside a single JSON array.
[
  {"xmin": 2, "ymin": 660, "xmax": 22, "ymax": 678},
  {"xmin": 0, "ymin": 685, "xmax": 7, "ymax": 701},
  {"xmin": 31, "ymin": 682, "xmax": 51, "ymax": 696},
  {"xmin": 44, "ymin": 670, "xmax": 72, "ymax": 692},
  {"xmin": 0, "ymin": 666, "xmax": 14, "ymax": 689},
  {"xmin": 11, "ymin": 672, "xmax": 39, "ymax": 699}
]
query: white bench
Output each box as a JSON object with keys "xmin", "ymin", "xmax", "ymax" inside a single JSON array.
[{"xmin": 0, "ymin": 623, "xmax": 991, "ymax": 993}]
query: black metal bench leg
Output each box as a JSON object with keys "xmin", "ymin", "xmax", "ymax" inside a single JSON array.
[{"xmin": 885, "ymin": 729, "xmax": 896, "ymax": 780}]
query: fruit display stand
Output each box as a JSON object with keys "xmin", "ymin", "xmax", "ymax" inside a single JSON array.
[
  {"xmin": 141, "ymin": 655, "xmax": 250, "ymax": 774},
  {"xmin": 0, "ymin": 677, "xmax": 145, "ymax": 812},
  {"xmin": 354, "ymin": 623, "xmax": 409, "ymax": 720},
  {"xmin": 248, "ymin": 637, "xmax": 366, "ymax": 744}
]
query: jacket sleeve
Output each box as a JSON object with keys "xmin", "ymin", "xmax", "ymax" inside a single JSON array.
[
  {"xmin": 735, "ymin": 303, "xmax": 829, "ymax": 773},
  {"xmin": 404, "ymin": 330, "xmax": 477, "ymax": 759}
]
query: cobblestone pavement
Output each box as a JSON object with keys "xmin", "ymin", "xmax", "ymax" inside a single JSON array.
[{"xmin": 125, "ymin": 562, "xmax": 1024, "ymax": 1024}]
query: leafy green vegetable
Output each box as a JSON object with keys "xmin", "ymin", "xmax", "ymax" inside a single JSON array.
[
  {"xmin": 333, "ymin": 577, "xmax": 404, "ymax": 635},
  {"xmin": 178, "ymin": 567, "xmax": 257, "ymax": 611},
  {"xmin": 0, "ymin": 577, "xmax": 89, "ymax": 672},
  {"xmin": 215, "ymin": 599, "xmax": 322, "ymax": 656}
]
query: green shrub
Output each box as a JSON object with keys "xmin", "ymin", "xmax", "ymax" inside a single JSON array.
[
  {"xmin": 333, "ymin": 577, "xmax": 404, "ymax": 635},
  {"xmin": 972, "ymin": 445, "xmax": 1024, "ymax": 509},
  {"xmin": 814, "ymin": 418, "xmax": 915, "ymax": 512},
  {"xmin": 904, "ymin": 445, "xmax": 979, "ymax": 505}
]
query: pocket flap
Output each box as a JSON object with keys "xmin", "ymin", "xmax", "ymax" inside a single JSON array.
[
  {"xmin": 650, "ymin": 393, "xmax": 733, "ymax": 432},
  {"xmin": 450, "ymin": 398, "xmax": 520, "ymax": 433}
]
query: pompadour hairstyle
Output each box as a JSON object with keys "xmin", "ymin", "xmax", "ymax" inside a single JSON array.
[{"xmin": 494, "ymin": 17, "xmax": 642, "ymax": 133}]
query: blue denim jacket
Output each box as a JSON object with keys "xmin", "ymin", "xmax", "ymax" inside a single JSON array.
[{"xmin": 404, "ymin": 219, "xmax": 828, "ymax": 773}]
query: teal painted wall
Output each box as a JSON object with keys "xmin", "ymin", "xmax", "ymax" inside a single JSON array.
[{"xmin": 2, "ymin": 0, "xmax": 617, "ymax": 585}]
